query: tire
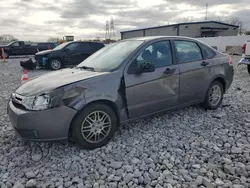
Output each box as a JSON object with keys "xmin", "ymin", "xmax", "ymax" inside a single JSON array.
[
  {"xmin": 49, "ymin": 58, "xmax": 62, "ymax": 70},
  {"xmin": 247, "ymin": 65, "xmax": 250, "ymax": 74},
  {"xmin": 202, "ymin": 81, "xmax": 224, "ymax": 110},
  {"xmin": 71, "ymin": 103, "xmax": 118, "ymax": 149}
]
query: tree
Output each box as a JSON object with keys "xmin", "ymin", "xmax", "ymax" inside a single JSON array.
[
  {"xmin": 47, "ymin": 37, "xmax": 60, "ymax": 42},
  {"xmin": 245, "ymin": 31, "xmax": 250, "ymax": 35},
  {"xmin": 0, "ymin": 35, "xmax": 17, "ymax": 42},
  {"xmin": 209, "ymin": 16, "xmax": 244, "ymax": 34},
  {"xmin": 226, "ymin": 17, "xmax": 243, "ymax": 34}
]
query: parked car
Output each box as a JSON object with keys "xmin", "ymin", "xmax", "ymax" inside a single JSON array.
[
  {"xmin": 238, "ymin": 41, "xmax": 250, "ymax": 73},
  {"xmin": 0, "ymin": 41, "xmax": 56, "ymax": 58},
  {"xmin": 37, "ymin": 42, "xmax": 57, "ymax": 51},
  {"xmin": 34, "ymin": 41, "xmax": 105, "ymax": 70},
  {"xmin": 7, "ymin": 36, "xmax": 234, "ymax": 149}
]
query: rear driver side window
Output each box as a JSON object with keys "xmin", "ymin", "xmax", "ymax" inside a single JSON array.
[
  {"xmin": 198, "ymin": 42, "xmax": 216, "ymax": 59},
  {"xmin": 174, "ymin": 41, "xmax": 202, "ymax": 63}
]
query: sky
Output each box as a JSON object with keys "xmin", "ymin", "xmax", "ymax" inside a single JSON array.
[{"xmin": 0, "ymin": 0, "xmax": 250, "ymax": 41}]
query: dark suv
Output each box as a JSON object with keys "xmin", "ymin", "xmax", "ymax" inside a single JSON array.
[{"xmin": 34, "ymin": 41, "xmax": 104, "ymax": 70}]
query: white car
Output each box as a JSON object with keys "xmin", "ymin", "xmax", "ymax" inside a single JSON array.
[{"xmin": 239, "ymin": 41, "xmax": 250, "ymax": 73}]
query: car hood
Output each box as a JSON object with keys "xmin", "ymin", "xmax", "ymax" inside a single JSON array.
[
  {"xmin": 16, "ymin": 68, "xmax": 109, "ymax": 96},
  {"xmin": 35, "ymin": 49, "xmax": 52, "ymax": 55}
]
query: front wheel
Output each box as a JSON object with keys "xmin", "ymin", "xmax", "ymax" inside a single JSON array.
[
  {"xmin": 247, "ymin": 65, "xmax": 250, "ymax": 74},
  {"xmin": 202, "ymin": 81, "xmax": 224, "ymax": 110},
  {"xmin": 49, "ymin": 58, "xmax": 62, "ymax": 70},
  {"xmin": 71, "ymin": 103, "xmax": 118, "ymax": 149}
]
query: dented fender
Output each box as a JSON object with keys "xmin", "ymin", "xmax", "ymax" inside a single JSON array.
[{"xmin": 64, "ymin": 71, "xmax": 129, "ymax": 122}]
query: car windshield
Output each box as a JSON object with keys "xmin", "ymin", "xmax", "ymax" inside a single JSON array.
[
  {"xmin": 53, "ymin": 42, "xmax": 70, "ymax": 50},
  {"xmin": 7, "ymin": 41, "xmax": 16, "ymax": 46},
  {"xmin": 77, "ymin": 40, "xmax": 144, "ymax": 72}
]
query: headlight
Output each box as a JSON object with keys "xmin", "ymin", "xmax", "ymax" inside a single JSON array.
[
  {"xmin": 22, "ymin": 94, "xmax": 51, "ymax": 110},
  {"xmin": 21, "ymin": 87, "xmax": 85, "ymax": 111}
]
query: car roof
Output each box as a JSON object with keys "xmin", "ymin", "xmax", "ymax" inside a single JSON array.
[
  {"xmin": 123, "ymin": 36, "xmax": 197, "ymax": 41},
  {"xmin": 68, "ymin": 41, "xmax": 104, "ymax": 44}
]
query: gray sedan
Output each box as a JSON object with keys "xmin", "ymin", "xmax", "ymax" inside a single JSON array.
[{"xmin": 7, "ymin": 36, "xmax": 234, "ymax": 149}]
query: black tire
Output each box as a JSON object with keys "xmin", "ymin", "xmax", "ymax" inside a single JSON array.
[
  {"xmin": 202, "ymin": 81, "xmax": 224, "ymax": 110},
  {"xmin": 71, "ymin": 103, "xmax": 118, "ymax": 149},
  {"xmin": 247, "ymin": 65, "xmax": 250, "ymax": 74},
  {"xmin": 49, "ymin": 58, "xmax": 62, "ymax": 70}
]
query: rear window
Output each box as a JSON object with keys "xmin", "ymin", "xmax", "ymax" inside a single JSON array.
[
  {"xmin": 174, "ymin": 40, "xmax": 202, "ymax": 63},
  {"xmin": 91, "ymin": 43, "xmax": 105, "ymax": 49},
  {"xmin": 198, "ymin": 42, "xmax": 216, "ymax": 59},
  {"xmin": 78, "ymin": 43, "xmax": 91, "ymax": 51}
]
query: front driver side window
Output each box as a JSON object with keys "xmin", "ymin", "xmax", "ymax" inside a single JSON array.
[
  {"xmin": 129, "ymin": 41, "xmax": 173, "ymax": 73},
  {"xmin": 12, "ymin": 42, "xmax": 20, "ymax": 47}
]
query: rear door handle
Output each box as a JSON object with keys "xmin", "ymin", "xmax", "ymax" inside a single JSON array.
[
  {"xmin": 201, "ymin": 61, "xmax": 209, "ymax": 66},
  {"xmin": 163, "ymin": 67, "xmax": 176, "ymax": 75}
]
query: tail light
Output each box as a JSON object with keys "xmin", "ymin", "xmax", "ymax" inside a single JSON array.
[
  {"xmin": 229, "ymin": 56, "xmax": 233, "ymax": 66},
  {"xmin": 242, "ymin": 42, "xmax": 246, "ymax": 53}
]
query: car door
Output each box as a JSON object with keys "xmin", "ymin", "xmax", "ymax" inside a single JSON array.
[
  {"xmin": 63, "ymin": 43, "xmax": 81, "ymax": 65},
  {"xmin": 10, "ymin": 42, "xmax": 23, "ymax": 55},
  {"xmin": 24, "ymin": 44, "xmax": 37, "ymax": 55},
  {"xmin": 174, "ymin": 40, "xmax": 215, "ymax": 104},
  {"xmin": 76, "ymin": 42, "xmax": 94, "ymax": 63},
  {"xmin": 124, "ymin": 40, "xmax": 179, "ymax": 119}
]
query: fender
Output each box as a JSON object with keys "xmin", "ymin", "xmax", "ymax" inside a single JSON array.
[
  {"xmin": 63, "ymin": 73, "xmax": 129, "ymax": 122},
  {"xmin": 208, "ymin": 74, "xmax": 226, "ymax": 92}
]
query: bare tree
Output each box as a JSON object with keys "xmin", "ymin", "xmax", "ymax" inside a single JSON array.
[
  {"xmin": 0, "ymin": 35, "xmax": 17, "ymax": 42},
  {"xmin": 208, "ymin": 16, "xmax": 244, "ymax": 34},
  {"xmin": 227, "ymin": 17, "xmax": 243, "ymax": 34},
  {"xmin": 47, "ymin": 37, "xmax": 60, "ymax": 42}
]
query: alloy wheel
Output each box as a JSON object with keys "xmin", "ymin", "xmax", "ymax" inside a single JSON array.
[
  {"xmin": 81, "ymin": 111, "xmax": 112, "ymax": 143},
  {"xmin": 51, "ymin": 60, "xmax": 61, "ymax": 70},
  {"xmin": 209, "ymin": 85, "xmax": 222, "ymax": 106}
]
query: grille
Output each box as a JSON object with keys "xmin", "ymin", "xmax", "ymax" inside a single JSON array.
[
  {"xmin": 12, "ymin": 93, "xmax": 24, "ymax": 103},
  {"xmin": 11, "ymin": 93, "xmax": 26, "ymax": 110},
  {"xmin": 12, "ymin": 101, "xmax": 26, "ymax": 110}
]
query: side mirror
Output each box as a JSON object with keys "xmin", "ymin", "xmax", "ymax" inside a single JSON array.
[{"xmin": 136, "ymin": 62, "xmax": 155, "ymax": 73}]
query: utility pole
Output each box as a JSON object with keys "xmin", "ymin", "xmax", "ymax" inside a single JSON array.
[
  {"xmin": 105, "ymin": 21, "xmax": 110, "ymax": 40},
  {"xmin": 205, "ymin": 3, "xmax": 208, "ymax": 21},
  {"xmin": 110, "ymin": 17, "xmax": 116, "ymax": 41}
]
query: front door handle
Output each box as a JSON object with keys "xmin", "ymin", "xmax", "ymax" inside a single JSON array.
[
  {"xmin": 201, "ymin": 61, "xmax": 209, "ymax": 66},
  {"xmin": 163, "ymin": 67, "xmax": 176, "ymax": 75}
]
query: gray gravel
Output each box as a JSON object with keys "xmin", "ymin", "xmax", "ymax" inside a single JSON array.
[{"xmin": 1, "ymin": 56, "xmax": 250, "ymax": 187}]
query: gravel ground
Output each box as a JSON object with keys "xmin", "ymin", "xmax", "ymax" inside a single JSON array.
[{"xmin": 0, "ymin": 57, "xmax": 250, "ymax": 188}]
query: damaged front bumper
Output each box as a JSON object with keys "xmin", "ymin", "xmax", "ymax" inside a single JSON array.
[{"xmin": 35, "ymin": 55, "xmax": 48, "ymax": 67}]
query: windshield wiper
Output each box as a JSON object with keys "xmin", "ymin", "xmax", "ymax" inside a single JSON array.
[{"xmin": 77, "ymin": 66, "xmax": 95, "ymax": 72}]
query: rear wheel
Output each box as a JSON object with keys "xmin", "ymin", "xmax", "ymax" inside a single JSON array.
[
  {"xmin": 71, "ymin": 103, "xmax": 118, "ymax": 149},
  {"xmin": 202, "ymin": 81, "xmax": 224, "ymax": 110},
  {"xmin": 49, "ymin": 58, "xmax": 62, "ymax": 70},
  {"xmin": 247, "ymin": 65, "xmax": 250, "ymax": 74}
]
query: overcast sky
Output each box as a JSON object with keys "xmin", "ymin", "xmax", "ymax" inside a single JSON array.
[{"xmin": 0, "ymin": 0, "xmax": 250, "ymax": 41}]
